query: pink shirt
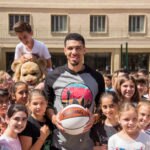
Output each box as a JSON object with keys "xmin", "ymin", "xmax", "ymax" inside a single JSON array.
[{"xmin": 0, "ymin": 135, "xmax": 22, "ymax": 150}]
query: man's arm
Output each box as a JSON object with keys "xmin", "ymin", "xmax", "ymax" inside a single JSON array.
[{"xmin": 46, "ymin": 108, "xmax": 64, "ymax": 131}]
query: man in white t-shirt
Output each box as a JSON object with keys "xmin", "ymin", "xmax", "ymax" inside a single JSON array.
[{"xmin": 13, "ymin": 21, "xmax": 52, "ymax": 72}]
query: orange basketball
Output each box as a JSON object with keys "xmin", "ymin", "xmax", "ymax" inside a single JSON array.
[{"xmin": 59, "ymin": 104, "xmax": 90, "ymax": 135}]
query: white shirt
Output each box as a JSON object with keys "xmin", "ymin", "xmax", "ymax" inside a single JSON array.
[
  {"xmin": 108, "ymin": 131, "xmax": 150, "ymax": 150},
  {"xmin": 14, "ymin": 39, "xmax": 51, "ymax": 60}
]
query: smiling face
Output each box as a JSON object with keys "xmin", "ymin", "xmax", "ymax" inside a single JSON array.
[
  {"xmin": 120, "ymin": 80, "xmax": 135, "ymax": 101},
  {"xmin": 14, "ymin": 84, "xmax": 28, "ymax": 105},
  {"xmin": 119, "ymin": 109, "xmax": 138, "ymax": 135},
  {"xmin": 64, "ymin": 40, "xmax": 86, "ymax": 69},
  {"xmin": 7, "ymin": 111, "xmax": 27, "ymax": 134},
  {"xmin": 101, "ymin": 95, "xmax": 118, "ymax": 120},
  {"xmin": 138, "ymin": 105, "xmax": 150, "ymax": 129},
  {"xmin": 29, "ymin": 95, "xmax": 47, "ymax": 118}
]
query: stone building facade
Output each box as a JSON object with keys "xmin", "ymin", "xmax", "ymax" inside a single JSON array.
[{"xmin": 0, "ymin": 0, "xmax": 150, "ymax": 73}]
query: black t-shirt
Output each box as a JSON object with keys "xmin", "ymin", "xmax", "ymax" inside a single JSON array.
[
  {"xmin": 20, "ymin": 115, "xmax": 53, "ymax": 150},
  {"xmin": 90, "ymin": 121, "xmax": 121, "ymax": 145}
]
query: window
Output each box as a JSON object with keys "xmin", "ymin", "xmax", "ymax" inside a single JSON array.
[
  {"xmin": 85, "ymin": 53, "xmax": 111, "ymax": 73},
  {"xmin": 90, "ymin": 15, "xmax": 106, "ymax": 33},
  {"xmin": 9, "ymin": 14, "xmax": 30, "ymax": 31},
  {"xmin": 51, "ymin": 53, "xmax": 66, "ymax": 69},
  {"xmin": 129, "ymin": 15, "xmax": 145, "ymax": 33},
  {"xmin": 6, "ymin": 52, "xmax": 14, "ymax": 75},
  {"xmin": 51, "ymin": 15, "xmax": 68, "ymax": 33},
  {"xmin": 122, "ymin": 53, "xmax": 149, "ymax": 71}
]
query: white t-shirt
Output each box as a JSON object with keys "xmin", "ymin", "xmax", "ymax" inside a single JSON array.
[
  {"xmin": 14, "ymin": 39, "xmax": 51, "ymax": 60},
  {"xmin": 108, "ymin": 131, "xmax": 150, "ymax": 150},
  {"xmin": 0, "ymin": 135, "xmax": 22, "ymax": 150}
]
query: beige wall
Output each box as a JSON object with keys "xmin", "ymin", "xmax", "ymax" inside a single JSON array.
[{"xmin": 0, "ymin": 0, "xmax": 150, "ymax": 72}]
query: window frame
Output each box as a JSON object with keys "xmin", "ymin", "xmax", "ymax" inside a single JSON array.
[
  {"xmin": 128, "ymin": 15, "xmax": 146, "ymax": 35},
  {"xmin": 90, "ymin": 15, "xmax": 107, "ymax": 34},
  {"xmin": 8, "ymin": 14, "xmax": 30, "ymax": 34},
  {"xmin": 51, "ymin": 14, "xmax": 68, "ymax": 34}
]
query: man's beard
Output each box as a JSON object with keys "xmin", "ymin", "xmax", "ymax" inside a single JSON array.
[{"xmin": 71, "ymin": 61, "xmax": 79, "ymax": 66}]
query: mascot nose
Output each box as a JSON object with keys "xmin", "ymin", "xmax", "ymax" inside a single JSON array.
[{"xmin": 27, "ymin": 80, "xmax": 33, "ymax": 84}]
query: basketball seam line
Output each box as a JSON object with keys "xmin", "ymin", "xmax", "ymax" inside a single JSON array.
[{"xmin": 63, "ymin": 120, "xmax": 89, "ymax": 130}]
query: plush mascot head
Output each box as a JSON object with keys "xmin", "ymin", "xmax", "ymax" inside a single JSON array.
[{"xmin": 11, "ymin": 55, "xmax": 47, "ymax": 88}]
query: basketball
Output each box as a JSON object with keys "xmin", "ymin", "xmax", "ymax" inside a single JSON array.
[{"xmin": 59, "ymin": 104, "xmax": 90, "ymax": 135}]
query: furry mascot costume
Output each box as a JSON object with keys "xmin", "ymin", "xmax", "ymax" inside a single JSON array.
[{"xmin": 11, "ymin": 54, "xmax": 47, "ymax": 89}]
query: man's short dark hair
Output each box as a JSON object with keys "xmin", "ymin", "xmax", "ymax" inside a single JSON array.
[{"xmin": 64, "ymin": 33, "xmax": 85, "ymax": 47}]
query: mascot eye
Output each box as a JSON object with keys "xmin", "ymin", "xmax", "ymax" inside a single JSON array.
[
  {"xmin": 31, "ymin": 72, "xmax": 37, "ymax": 76},
  {"xmin": 23, "ymin": 74, "xmax": 27, "ymax": 76}
]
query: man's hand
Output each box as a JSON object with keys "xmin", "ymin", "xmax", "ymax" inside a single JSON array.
[
  {"xmin": 52, "ymin": 112, "xmax": 65, "ymax": 132},
  {"xmin": 83, "ymin": 109, "xmax": 95, "ymax": 133}
]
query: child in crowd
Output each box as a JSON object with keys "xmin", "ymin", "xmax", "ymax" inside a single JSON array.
[
  {"xmin": 11, "ymin": 81, "xmax": 29, "ymax": 105},
  {"xmin": 108, "ymin": 102, "xmax": 150, "ymax": 150},
  {"xmin": 136, "ymin": 77, "xmax": 149, "ymax": 100},
  {"xmin": 137, "ymin": 100, "xmax": 150, "ymax": 135},
  {"xmin": 137, "ymin": 68, "xmax": 149, "ymax": 79},
  {"xmin": 112, "ymin": 68, "xmax": 129, "ymax": 89},
  {"xmin": 0, "ymin": 70, "xmax": 13, "ymax": 90},
  {"xmin": 91, "ymin": 91, "xmax": 121, "ymax": 150},
  {"xmin": 0, "ymin": 70, "xmax": 13, "ymax": 135},
  {"xmin": 19, "ymin": 89, "xmax": 53, "ymax": 150},
  {"xmin": 13, "ymin": 21, "xmax": 52, "ymax": 72},
  {"xmin": 103, "ymin": 74, "xmax": 114, "ymax": 92},
  {"xmin": 0, "ymin": 104, "xmax": 28, "ymax": 150},
  {"xmin": 137, "ymin": 69, "xmax": 150, "ymax": 98},
  {"xmin": 0, "ymin": 89, "xmax": 10, "ymax": 135},
  {"xmin": 115, "ymin": 74, "xmax": 140, "ymax": 104}
]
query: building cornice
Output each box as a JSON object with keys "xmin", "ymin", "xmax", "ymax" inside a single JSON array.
[
  {"xmin": 1, "ymin": 2, "xmax": 150, "ymax": 10},
  {"xmin": 1, "ymin": 37, "xmax": 150, "ymax": 49}
]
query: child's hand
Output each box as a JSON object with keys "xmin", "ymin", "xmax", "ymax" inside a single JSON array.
[
  {"xmin": 20, "ymin": 54, "xmax": 33, "ymax": 63},
  {"xmin": 20, "ymin": 55, "xmax": 27, "ymax": 63},
  {"xmin": 39, "ymin": 125, "xmax": 50, "ymax": 141}
]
